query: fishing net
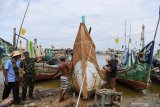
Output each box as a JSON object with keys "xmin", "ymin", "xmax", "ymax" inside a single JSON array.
[{"xmin": 118, "ymin": 60, "xmax": 151, "ymax": 83}]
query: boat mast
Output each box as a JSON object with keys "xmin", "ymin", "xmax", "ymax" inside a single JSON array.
[
  {"xmin": 125, "ymin": 20, "xmax": 127, "ymax": 50},
  {"xmin": 128, "ymin": 22, "xmax": 131, "ymax": 50},
  {"xmin": 153, "ymin": 6, "xmax": 160, "ymax": 40},
  {"xmin": 141, "ymin": 24, "xmax": 145, "ymax": 49}
]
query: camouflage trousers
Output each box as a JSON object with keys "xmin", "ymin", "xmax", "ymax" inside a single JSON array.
[{"xmin": 22, "ymin": 74, "xmax": 35, "ymax": 97}]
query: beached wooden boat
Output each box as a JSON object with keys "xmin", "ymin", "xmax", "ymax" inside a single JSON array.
[
  {"xmin": 116, "ymin": 77, "xmax": 149, "ymax": 90},
  {"xmin": 35, "ymin": 63, "xmax": 61, "ymax": 81},
  {"xmin": 117, "ymin": 41, "xmax": 155, "ymax": 90},
  {"xmin": 70, "ymin": 22, "xmax": 107, "ymax": 99},
  {"xmin": 19, "ymin": 62, "xmax": 61, "ymax": 82}
]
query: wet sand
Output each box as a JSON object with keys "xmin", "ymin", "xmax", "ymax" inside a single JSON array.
[{"xmin": 0, "ymin": 84, "xmax": 160, "ymax": 107}]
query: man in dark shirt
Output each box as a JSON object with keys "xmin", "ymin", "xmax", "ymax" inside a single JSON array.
[
  {"xmin": 109, "ymin": 59, "xmax": 117, "ymax": 92},
  {"xmin": 103, "ymin": 58, "xmax": 118, "ymax": 92},
  {"xmin": 20, "ymin": 51, "xmax": 42, "ymax": 101}
]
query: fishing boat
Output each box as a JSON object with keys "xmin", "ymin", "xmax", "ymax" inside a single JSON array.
[
  {"xmin": 33, "ymin": 49, "xmax": 68, "ymax": 81},
  {"xmin": 19, "ymin": 62, "xmax": 61, "ymax": 83},
  {"xmin": 19, "ymin": 41, "xmax": 63, "ymax": 82},
  {"xmin": 117, "ymin": 9, "xmax": 160, "ymax": 90},
  {"xmin": 117, "ymin": 40, "xmax": 155, "ymax": 90},
  {"xmin": 35, "ymin": 63, "xmax": 61, "ymax": 80},
  {"xmin": 70, "ymin": 18, "xmax": 107, "ymax": 99}
]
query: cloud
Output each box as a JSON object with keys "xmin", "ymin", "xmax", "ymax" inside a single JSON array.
[{"xmin": 0, "ymin": 0, "xmax": 159, "ymax": 51}]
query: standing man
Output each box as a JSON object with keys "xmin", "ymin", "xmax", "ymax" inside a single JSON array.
[
  {"xmin": 57, "ymin": 56, "xmax": 72, "ymax": 102},
  {"xmin": 2, "ymin": 50, "xmax": 21, "ymax": 105},
  {"xmin": 103, "ymin": 58, "xmax": 118, "ymax": 92},
  {"xmin": 20, "ymin": 51, "xmax": 42, "ymax": 101}
]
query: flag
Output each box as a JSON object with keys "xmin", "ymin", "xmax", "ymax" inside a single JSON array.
[
  {"xmin": 19, "ymin": 40, "xmax": 23, "ymax": 54},
  {"xmin": 137, "ymin": 40, "xmax": 155, "ymax": 65},
  {"xmin": 124, "ymin": 49, "xmax": 129, "ymax": 65},
  {"xmin": 20, "ymin": 28, "xmax": 26, "ymax": 36},
  {"xmin": 115, "ymin": 37, "xmax": 119, "ymax": 44}
]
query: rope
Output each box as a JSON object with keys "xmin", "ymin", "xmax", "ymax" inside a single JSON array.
[
  {"xmin": 76, "ymin": 42, "xmax": 93, "ymax": 107},
  {"xmin": 37, "ymin": 30, "xmax": 154, "ymax": 47}
]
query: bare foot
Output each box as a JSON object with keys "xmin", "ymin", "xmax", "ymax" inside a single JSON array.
[{"xmin": 58, "ymin": 97, "xmax": 64, "ymax": 102}]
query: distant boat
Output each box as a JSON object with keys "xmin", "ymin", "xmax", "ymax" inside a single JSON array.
[
  {"xmin": 70, "ymin": 22, "xmax": 107, "ymax": 99},
  {"xmin": 19, "ymin": 41, "xmax": 65, "ymax": 82},
  {"xmin": 19, "ymin": 50, "xmax": 65, "ymax": 82}
]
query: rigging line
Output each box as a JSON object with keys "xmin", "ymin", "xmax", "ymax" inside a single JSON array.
[
  {"xmin": 39, "ymin": 30, "xmax": 154, "ymax": 47},
  {"xmin": 35, "ymin": 29, "xmax": 154, "ymax": 43}
]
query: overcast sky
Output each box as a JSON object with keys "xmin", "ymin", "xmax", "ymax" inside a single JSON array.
[{"xmin": 0, "ymin": 0, "xmax": 160, "ymax": 51}]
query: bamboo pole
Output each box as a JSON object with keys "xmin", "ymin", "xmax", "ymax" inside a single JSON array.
[
  {"xmin": 13, "ymin": 28, "xmax": 16, "ymax": 48},
  {"xmin": 153, "ymin": 6, "xmax": 160, "ymax": 40},
  {"xmin": 16, "ymin": 2, "xmax": 30, "ymax": 49}
]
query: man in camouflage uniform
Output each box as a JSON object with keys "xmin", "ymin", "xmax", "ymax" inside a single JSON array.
[{"xmin": 20, "ymin": 51, "xmax": 42, "ymax": 101}]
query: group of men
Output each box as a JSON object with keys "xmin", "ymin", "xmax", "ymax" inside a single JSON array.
[
  {"xmin": 2, "ymin": 51, "xmax": 43, "ymax": 105},
  {"xmin": 1, "ymin": 50, "xmax": 118, "ymax": 105},
  {"xmin": 1, "ymin": 50, "xmax": 72, "ymax": 105}
]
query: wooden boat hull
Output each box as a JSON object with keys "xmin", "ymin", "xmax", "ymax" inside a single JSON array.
[
  {"xmin": 70, "ymin": 60, "xmax": 107, "ymax": 99},
  {"xmin": 150, "ymin": 74, "xmax": 160, "ymax": 83},
  {"xmin": 19, "ymin": 73, "xmax": 61, "ymax": 86},
  {"xmin": 116, "ymin": 77, "xmax": 149, "ymax": 90},
  {"xmin": 35, "ymin": 72, "xmax": 61, "ymax": 81},
  {"xmin": 19, "ymin": 63, "xmax": 61, "ymax": 83}
]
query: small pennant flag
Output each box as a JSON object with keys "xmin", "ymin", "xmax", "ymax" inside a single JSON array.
[
  {"xmin": 115, "ymin": 37, "xmax": 119, "ymax": 44},
  {"xmin": 19, "ymin": 40, "xmax": 23, "ymax": 54},
  {"xmin": 20, "ymin": 28, "xmax": 26, "ymax": 36}
]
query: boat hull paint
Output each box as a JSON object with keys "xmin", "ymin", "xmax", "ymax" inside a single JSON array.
[
  {"xmin": 116, "ymin": 77, "xmax": 149, "ymax": 90},
  {"xmin": 70, "ymin": 60, "xmax": 107, "ymax": 99},
  {"xmin": 35, "ymin": 73, "xmax": 61, "ymax": 81}
]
